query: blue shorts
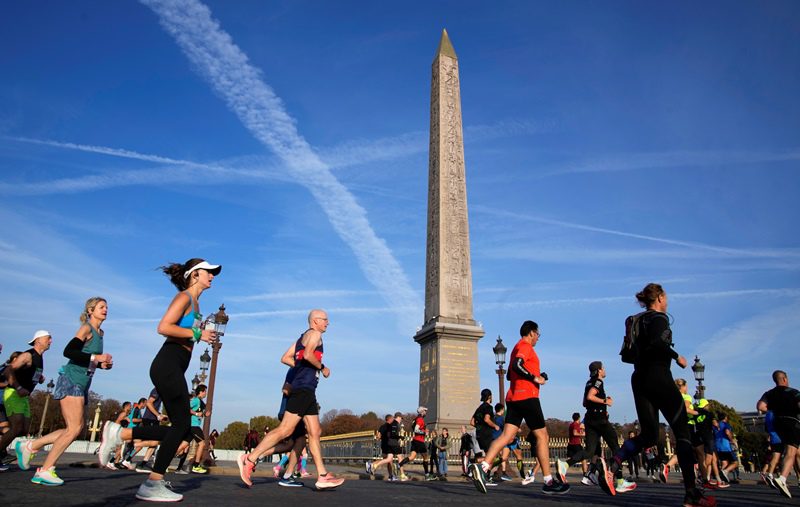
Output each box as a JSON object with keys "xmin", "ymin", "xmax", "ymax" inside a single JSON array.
[
  {"xmin": 506, "ymin": 439, "xmax": 519, "ymax": 450},
  {"xmin": 53, "ymin": 373, "xmax": 89, "ymax": 405}
]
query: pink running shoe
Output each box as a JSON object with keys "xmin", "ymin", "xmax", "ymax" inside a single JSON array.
[
  {"xmin": 315, "ymin": 472, "xmax": 345, "ymax": 490},
  {"xmin": 237, "ymin": 453, "xmax": 255, "ymax": 487}
]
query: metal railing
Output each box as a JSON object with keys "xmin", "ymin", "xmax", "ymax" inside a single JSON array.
[{"xmin": 319, "ymin": 432, "xmax": 619, "ymax": 464}]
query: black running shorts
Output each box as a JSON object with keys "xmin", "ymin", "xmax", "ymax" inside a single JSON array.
[
  {"xmin": 411, "ymin": 440, "xmax": 427, "ymax": 454},
  {"xmin": 775, "ymin": 417, "xmax": 800, "ymax": 447},
  {"xmin": 505, "ymin": 397, "xmax": 545, "ymax": 430},
  {"xmin": 284, "ymin": 388, "xmax": 319, "ymax": 417},
  {"xmin": 476, "ymin": 433, "xmax": 493, "ymax": 455},
  {"xmin": 184, "ymin": 426, "xmax": 205, "ymax": 443}
]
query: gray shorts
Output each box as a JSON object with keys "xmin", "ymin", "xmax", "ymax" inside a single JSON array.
[{"xmin": 53, "ymin": 373, "xmax": 89, "ymax": 405}]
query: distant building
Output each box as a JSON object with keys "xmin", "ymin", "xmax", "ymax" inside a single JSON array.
[{"xmin": 738, "ymin": 411, "xmax": 764, "ymax": 433}]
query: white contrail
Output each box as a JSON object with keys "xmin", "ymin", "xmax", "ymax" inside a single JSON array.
[{"xmin": 140, "ymin": 0, "xmax": 420, "ymax": 329}]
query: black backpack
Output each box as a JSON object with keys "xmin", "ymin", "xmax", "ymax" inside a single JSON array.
[{"xmin": 619, "ymin": 311, "xmax": 646, "ymax": 364}]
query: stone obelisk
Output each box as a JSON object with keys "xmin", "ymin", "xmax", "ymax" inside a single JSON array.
[{"xmin": 414, "ymin": 29, "xmax": 484, "ymax": 430}]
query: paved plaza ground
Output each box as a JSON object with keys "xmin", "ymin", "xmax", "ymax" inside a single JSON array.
[{"xmin": 1, "ymin": 453, "xmax": 797, "ymax": 506}]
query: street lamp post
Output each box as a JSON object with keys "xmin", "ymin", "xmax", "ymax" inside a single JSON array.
[
  {"xmin": 191, "ymin": 374, "xmax": 201, "ymax": 392},
  {"xmin": 692, "ymin": 356, "xmax": 706, "ymax": 400},
  {"xmin": 201, "ymin": 304, "xmax": 228, "ymax": 465},
  {"xmin": 198, "ymin": 348, "xmax": 211, "ymax": 386},
  {"xmin": 89, "ymin": 402, "xmax": 102, "ymax": 442},
  {"xmin": 492, "ymin": 336, "xmax": 507, "ymax": 405},
  {"xmin": 37, "ymin": 378, "xmax": 56, "ymax": 437}
]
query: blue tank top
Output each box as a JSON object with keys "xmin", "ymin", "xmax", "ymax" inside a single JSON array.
[
  {"xmin": 290, "ymin": 333, "xmax": 323, "ymax": 391},
  {"xmin": 178, "ymin": 292, "xmax": 201, "ymax": 329}
]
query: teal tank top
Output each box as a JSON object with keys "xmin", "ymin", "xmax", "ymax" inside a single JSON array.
[
  {"xmin": 178, "ymin": 292, "xmax": 201, "ymax": 329},
  {"xmin": 63, "ymin": 324, "xmax": 104, "ymax": 390}
]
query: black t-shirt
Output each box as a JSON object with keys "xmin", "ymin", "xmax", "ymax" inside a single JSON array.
[
  {"xmin": 635, "ymin": 311, "xmax": 678, "ymax": 370},
  {"xmin": 460, "ymin": 433, "xmax": 473, "ymax": 453},
  {"xmin": 760, "ymin": 386, "xmax": 800, "ymax": 418},
  {"xmin": 378, "ymin": 422, "xmax": 391, "ymax": 444},
  {"xmin": 473, "ymin": 402, "xmax": 494, "ymax": 437},
  {"xmin": 388, "ymin": 420, "xmax": 401, "ymax": 446},
  {"xmin": 584, "ymin": 377, "xmax": 607, "ymax": 413}
]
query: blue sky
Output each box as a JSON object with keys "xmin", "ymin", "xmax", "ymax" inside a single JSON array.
[{"xmin": 1, "ymin": 0, "xmax": 798, "ymax": 432}]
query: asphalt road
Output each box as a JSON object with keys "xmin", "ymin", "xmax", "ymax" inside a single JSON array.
[{"xmin": 1, "ymin": 462, "xmax": 795, "ymax": 507}]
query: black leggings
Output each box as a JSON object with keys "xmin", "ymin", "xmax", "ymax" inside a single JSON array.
[
  {"xmin": 567, "ymin": 415, "xmax": 619, "ymax": 465},
  {"xmin": 614, "ymin": 367, "xmax": 696, "ymax": 490},
  {"xmin": 131, "ymin": 342, "xmax": 192, "ymax": 475}
]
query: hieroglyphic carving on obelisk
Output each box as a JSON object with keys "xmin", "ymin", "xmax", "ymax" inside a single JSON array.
[{"xmin": 414, "ymin": 29, "xmax": 484, "ymax": 430}]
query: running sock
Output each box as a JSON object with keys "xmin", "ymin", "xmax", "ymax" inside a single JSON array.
[
  {"xmin": 300, "ymin": 455, "xmax": 307, "ymax": 470},
  {"xmin": 422, "ymin": 461, "xmax": 429, "ymax": 475},
  {"xmin": 176, "ymin": 454, "xmax": 187, "ymax": 469},
  {"xmin": 516, "ymin": 460, "xmax": 525, "ymax": 478},
  {"xmin": 279, "ymin": 455, "xmax": 289, "ymax": 468},
  {"xmin": 398, "ymin": 457, "xmax": 409, "ymax": 467},
  {"xmin": 543, "ymin": 474, "xmax": 553, "ymax": 484},
  {"xmin": 283, "ymin": 471, "xmax": 292, "ymax": 480}
]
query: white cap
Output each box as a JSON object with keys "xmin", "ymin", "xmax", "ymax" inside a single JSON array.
[
  {"xmin": 417, "ymin": 406, "xmax": 428, "ymax": 414},
  {"xmin": 183, "ymin": 260, "xmax": 222, "ymax": 279},
  {"xmin": 29, "ymin": 329, "xmax": 51, "ymax": 345}
]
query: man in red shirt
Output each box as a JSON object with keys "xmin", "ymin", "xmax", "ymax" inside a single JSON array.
[
  {"xmin": 566, "ymin": 413, "xmax": 590, "ymax": 480},
  {"xmin": 397, "ymin": 407, "xmax": 430, "ymax": 479},
  {"xmin": 470, "ymin": 320, "xmax": 569, "ymax": 495}
]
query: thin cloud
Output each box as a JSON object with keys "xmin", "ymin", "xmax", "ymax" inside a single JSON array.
[
  {"xmin": 475, "ymin": 205, "xmax": 800, "ymax": 260},
  {"xmin": 538, "ymin": 149, "xmax": 800, "ymax": 177},
  {"xmin": 141, "ymin": 0, "xmax": 420, "ymax": 330}
]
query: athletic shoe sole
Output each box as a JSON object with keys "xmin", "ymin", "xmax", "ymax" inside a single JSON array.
[
  {"xmin": 98, "ymin": 421, "xmax": 114, "ymax": 468},
  {"xmin": 659, "ymin": 465, "xmax": 669, "ymax": 483},
  {"xmin": 469, "ymin": 463, "xmax": 487, "ymax": 494},
  {"xmin": 237, "ymin": 453, "xmax": 253, "ymax": 487},
  {"xmin": 134, "ymin": 493, "xmax": 183, "ymax": 502},
  {"xmin": 315, "ymin": 478, "xmax": 344, "ymax": 490},
  {"xmin": 596, "ymin": 458, "xmax": 616, "ymax": 496},
  {"xmin": 774, "ymin": 478, "xmax": 792, "ymax": 499},
  {"xmin": 278, "ymin": 480, "xmax": 304, "ymax": 487}
]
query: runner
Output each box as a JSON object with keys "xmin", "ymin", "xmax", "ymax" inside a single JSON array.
[
  {"xmin": 135, "ymin": 387, "xmax": 165, "ymax": 473},
  {"xmin": 757, "ymin": 369, "xmax": 800, "ymax": 499},
  {"xmin": 694, "ymin": 398, "xmax": 724, "ymax": 487},
  {"xmin": 493, "ymin": 404, "xmax": 513, "ymax": 481},
  {"xmin": 470, "ymin": 389, "xmax": 499, "ymax": 469},
  {"xmin": 0, "ymin": 331, "xmax": 51, "ymax": 466},
  {"xmin": 762, "ymin": 410, "xmax": 783, "ymax": 487},
  {"xmin": 392, "ymin": 412, "xmax": 409, "ymax": 481},
  {"xmin": 397, "ymin": 407, "xmax": 430, "ymax": 479},
  {"xmin": 237, "ymin": 309, "xmax": 344, "ymax": 491},
  {"xmin": 606, "ymin": 283, "xmax": 715, "ymax": 507},
  {"xmin": 565, "ymin": 412, "xmax": 591, "ymax": 484},
  {"xmin": 18, "ymin": 297, "xmax": 112, "ymax": 486},
  {"xmin": 714, "ymin": 413, "xmax": 737, "ymax": 484},
  {"xmin": 366, "ymin": 414, "xmax": 396, "ymax": 480},
  {"xmin": 470, "ymin": 320, "xmax": 569, "ymax": 495},
  {"xmin": 187, "ymin": 384, "xmax": 210, "ymax": 474},
  {"xmin": 97, "ymin": 258, "xmax": 221, "ymax": 502},
  {"xmin": 0, "ymin": 350, "xmax": 22, "ymax": 470},
  {"xmin": 560, "ymin": 361, "xmax": 636, "ymax": 494}
]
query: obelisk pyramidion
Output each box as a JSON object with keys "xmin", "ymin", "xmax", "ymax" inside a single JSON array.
[{"xmin": 414, "ymin": 29, "xmax": 485, "ymax": 430}]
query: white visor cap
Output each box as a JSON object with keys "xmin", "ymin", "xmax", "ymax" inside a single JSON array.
[{"xmin": 183, "ymin": 261, "xmax": 222, "ymax": 279}]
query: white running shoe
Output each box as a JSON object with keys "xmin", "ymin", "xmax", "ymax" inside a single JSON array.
[
  {"xmin": 615, "ymin": 477, "xmax": 637, "ymax": 493},
  {"xmin": 135, "ymin": 479, "xmax": 183, "ymax": 502},
  {"xmin": 774, "ymin": 475, "xmax": 793, "ymax": 499},
  {"xmin": 522, "ymin": 470, "xmax": 536, "ymax": 486},
  {"xmin": 15, "ymin": 440, "xmax": 36, "ymax": 471},
  {"xmin": 98, "ymin": 421, "xmax": 122, "ymax": 467},
  {"xmin": 31, "ymin": 467, "xmax": 64, "ymax": 486}
]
